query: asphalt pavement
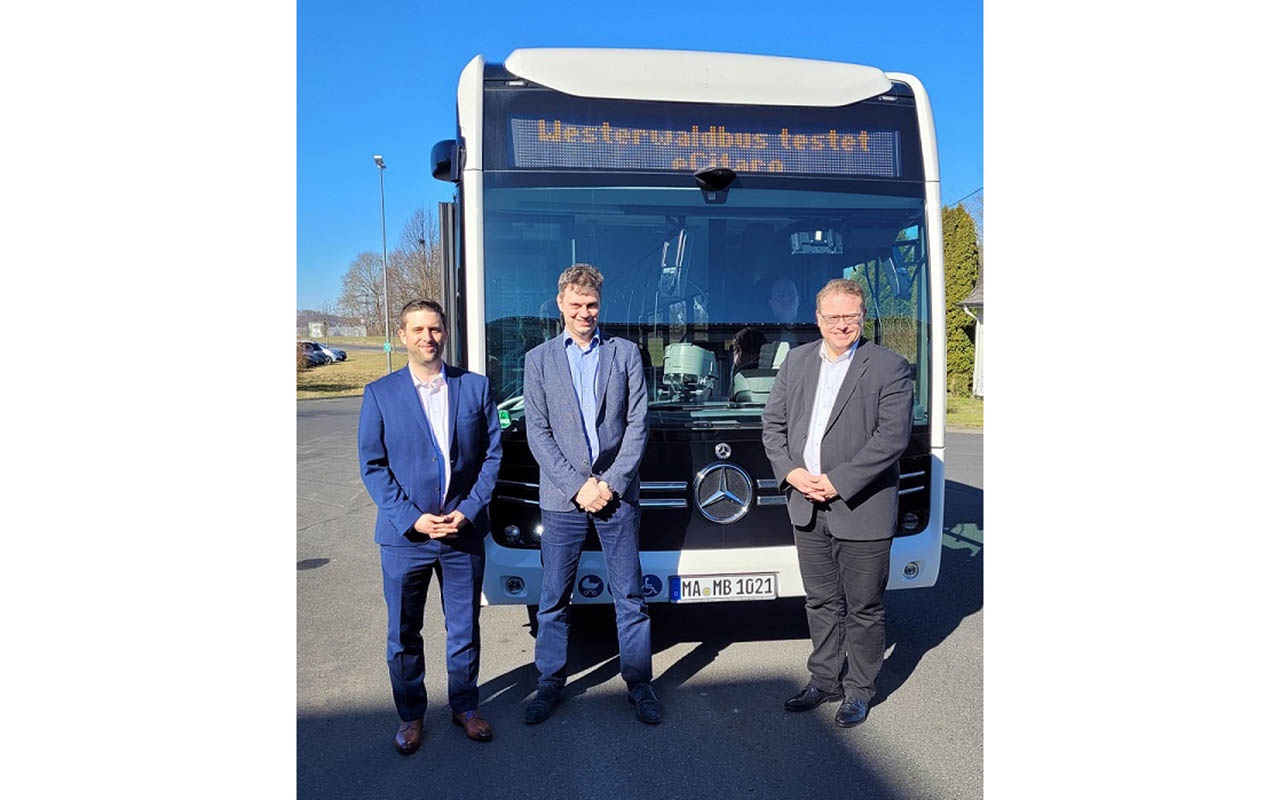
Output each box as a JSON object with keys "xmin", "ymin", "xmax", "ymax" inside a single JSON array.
[{"xmin": 298, "ymin": 396, "xmax": 983, "ymax": 799}]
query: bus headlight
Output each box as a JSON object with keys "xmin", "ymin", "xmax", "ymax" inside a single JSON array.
[
  {"xmin": 903, "ymin": 561, "xmax": 920, "ymax": 580},
  {"xmin": 504, "ymin": 576, "xmax": 525, "ymax": 595},
  {"xmin": 502, "ymin": 525, "xmax": 522, "ymax": 545},
  {"xmin": 527, "ymin": 524, "xmax": 543, "ymax": 545},
  {"xmin": 901, "ymin": 512, "xmax": 922, "ymax": 533}
]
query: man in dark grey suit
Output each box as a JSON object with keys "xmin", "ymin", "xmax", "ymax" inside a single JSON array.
[
  {"xmin": 761, "ymin": 278, "xmax": 913, "ymax": 727},
  {"xmin": 520, "ymin": 263, "xmax": 663, "ymax": 726}
]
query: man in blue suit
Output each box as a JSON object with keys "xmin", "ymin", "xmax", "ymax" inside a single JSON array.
[
  {"xmin": 358, "ymin": 299, "xmax": 502, "ymax": 754},
  {"xmin": 520, "ymin": 263, "xmax": 663, "ymax": 726}
]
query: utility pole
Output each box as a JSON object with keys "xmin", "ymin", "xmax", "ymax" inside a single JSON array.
[{"xmin": 374, "ymin": 154, "xmax": 391, "ymax": 374}]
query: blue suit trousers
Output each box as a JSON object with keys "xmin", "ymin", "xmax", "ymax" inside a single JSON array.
[{"xmin": 380, "ymin": 538, "xmax": 484, "ymax": 721}]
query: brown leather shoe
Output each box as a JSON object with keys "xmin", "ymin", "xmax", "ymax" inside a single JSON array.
[
  {"xmin": 394, "ymin": 719, "xmax": 423, "ymax": 755},
  {"xmin": 451, "ymin": 710, "xmax": 493, "ymax": 742}
]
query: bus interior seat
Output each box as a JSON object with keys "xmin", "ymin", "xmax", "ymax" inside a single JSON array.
[
  {"xmin": 732, "ymin": 368, "xmax": 777, "ymax": 404},
  {"xmin": 760, "ymin": 340, "xmax": 791, "ymax": 369}
]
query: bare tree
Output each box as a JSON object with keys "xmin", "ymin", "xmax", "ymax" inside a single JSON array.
[
  {"xmin": 338, "ymin": 251, "xmax": 388, "ymax": 335},
  {"xmin": 389, "ymin": 206, "xmax": 444, "ymax": 309},
  {"xmin": 334, "ymin": 209, "xmax": 444, "ymax": 337}
]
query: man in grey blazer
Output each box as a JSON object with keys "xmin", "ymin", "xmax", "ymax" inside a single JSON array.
[
  {"xmin": 520, "ymin": 263, "xmax": 663, "ymax": 726},
  {"xmin": 761, "ymin": 278, "xmax": 913, "ymax": 727}
]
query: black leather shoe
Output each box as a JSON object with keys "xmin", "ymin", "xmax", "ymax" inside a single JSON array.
[
  {"xmin": 628, "ymin": 683, "xmax": 664, "ymax": 725},
  {"xmin": 523, "ymin": 686, "xmax": 562, "ymax": 725},
  {"xmin": 784, "ymin": 685, "xmax": 843, "ymax": 712},
  {"xmin": 834, "ymin": 697, "xmax": 869, "ymax": 727}
]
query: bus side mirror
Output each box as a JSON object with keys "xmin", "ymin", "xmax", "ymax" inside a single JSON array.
[{"xmin": 431, "ymin": 139, "xmax": 461, "ymax": 182}]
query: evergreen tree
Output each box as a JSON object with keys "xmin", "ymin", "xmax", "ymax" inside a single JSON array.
[{"xmin": 942, "ymin": 203, "xmax": 980, "ymax": 396}]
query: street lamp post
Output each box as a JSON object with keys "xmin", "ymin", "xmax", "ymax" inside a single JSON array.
[{"xmin": 374, "ymin": 154, "xmax": 391, "ymax": 374}]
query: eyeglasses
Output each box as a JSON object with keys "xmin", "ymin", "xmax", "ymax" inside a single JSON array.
[{"xmin": 817, "ymin": 311, "xmax": 865, "ymax": 326}]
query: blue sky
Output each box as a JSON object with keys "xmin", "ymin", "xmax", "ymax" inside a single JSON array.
[{"xmin": 297, "ymin": 0, "xmax": 982, "ymax": 310}]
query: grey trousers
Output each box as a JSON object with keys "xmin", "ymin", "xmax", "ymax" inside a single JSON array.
[{"xmin": 794, "ymin": 509, "xmax": 892, "ymax": 704}]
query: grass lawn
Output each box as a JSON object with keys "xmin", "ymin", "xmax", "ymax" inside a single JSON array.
[
  {"xmin": 946, "ymin": 395, "xmax": 984, "ymax": 429},
  {"xmin": 298, "ymin": 348, "xmax": 409, "ymax": 398}
]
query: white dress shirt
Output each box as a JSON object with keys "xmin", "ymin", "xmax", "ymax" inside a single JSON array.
[
  {"xmin": 803, "ymin": 341, "xmax": 857, "ymax": 475},
  {"xmin": 412, "ymin": 368, "xmax": 450, "ymax": 502}
]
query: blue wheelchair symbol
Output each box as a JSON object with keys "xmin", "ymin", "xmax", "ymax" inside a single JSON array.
[{"xmin": 641, "ymin": 575, "xmax": 662, "ymax": 598}]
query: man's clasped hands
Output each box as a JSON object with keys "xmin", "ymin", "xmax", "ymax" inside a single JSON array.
[
  {"xmin": 785, "ymin": 468, "xmax": 840, "ymax": 503},
  {"xmin": 574, "ymin": 476, "xmax": 614, "ymax": 513}
]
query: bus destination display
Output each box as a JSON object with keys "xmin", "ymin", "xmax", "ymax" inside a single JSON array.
[{"xmin": 509, "ymin": 117, "xmax": 901, "ymax": 177}]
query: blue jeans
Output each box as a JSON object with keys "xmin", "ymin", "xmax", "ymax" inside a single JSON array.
[
  {"xmin": 535, "ymin": 500, "xmax": 652, "ymax": 691},
  {"xmin": 381, "ymin": 538, "xmax": 484, "ymax": 720}
]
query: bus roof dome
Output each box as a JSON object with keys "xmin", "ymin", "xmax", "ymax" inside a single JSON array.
[{"xmin": 504, "ymin": 48, "xmax": 892, "ymax": 107}]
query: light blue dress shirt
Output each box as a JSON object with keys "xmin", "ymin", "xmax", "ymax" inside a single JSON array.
[{"xmin": 564, "ymin": 330, "xmax": 601, "ymax": 466}]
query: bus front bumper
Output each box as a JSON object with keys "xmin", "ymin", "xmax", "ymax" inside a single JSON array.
[{"xmin": 479, "ymin": 518, "xmax": 942, "ymax": 606}]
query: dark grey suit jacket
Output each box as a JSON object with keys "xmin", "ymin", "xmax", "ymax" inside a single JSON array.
[
  {"xmin": 522, "ymin": 330, "xmax": 650, "ymax": 512},
  {"xmin": 761, "ymin": 338, "xmax": 913, "ymax": 540}
]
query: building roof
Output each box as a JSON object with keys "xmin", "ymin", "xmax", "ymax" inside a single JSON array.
[{"xmin": 960, "ymin": 274, "xmax": 983, "ymax": 307}]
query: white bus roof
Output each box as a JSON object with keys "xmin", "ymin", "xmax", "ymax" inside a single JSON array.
[{"xmin": 504, "ymin": 48, "xmax": 892, "ymax": 107}]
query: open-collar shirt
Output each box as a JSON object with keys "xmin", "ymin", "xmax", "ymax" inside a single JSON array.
[
  {"xmin": 803, "ymin": 340, "xmax": 858, "ymax": 475},
  {"xmin": 411, "ymin": 366, "xmax": 450, "ymax": 501},
  {"xmin": 564, "ymin": 329, "xmax": 602, "ymax": 465}
]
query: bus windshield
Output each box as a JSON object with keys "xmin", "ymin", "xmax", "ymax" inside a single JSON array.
[{"xmin": 483, "ymin": 180, "xmax": 930, "ymax": 430}]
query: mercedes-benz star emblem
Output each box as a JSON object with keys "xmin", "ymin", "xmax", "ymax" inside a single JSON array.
[
  {"xmin": 693, "ymin": 463, "xmax": 753, "ymax": 524},
  {"xmin": 715, "ymin": 442, "xmax": 731, "ymax": 459}
]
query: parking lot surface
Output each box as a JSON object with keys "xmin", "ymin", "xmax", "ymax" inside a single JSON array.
[{"xmin": 298, "ymin": 396, "xmax": 983, "ymax": 799}]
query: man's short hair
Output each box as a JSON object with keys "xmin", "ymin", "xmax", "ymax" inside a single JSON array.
[
  {"xmin": 815, "ymin": 278, "xmax": 867, "ymax": 311},
  {"xmin": 731, "ymin": 326, "xmax": 768, "ymax": 369},
  {"xmin": 398, "ymin": 298, "xmax": 447, "ymax": 330},
  {"xmin": 557, "ymin": 263, "xmax": 604, "ymax": 299}
]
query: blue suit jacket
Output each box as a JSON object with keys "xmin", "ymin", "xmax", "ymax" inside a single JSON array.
[
  {"xmin": 358, "ymin": 364, "xmax": 502, "ymax": 546},
  {"xmin": 522, "ymin": 329, "xmax": 649, "ymax": 512}
]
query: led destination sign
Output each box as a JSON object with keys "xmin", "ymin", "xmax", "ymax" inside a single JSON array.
[{"xmin": 509, "ymin": 117, "xmax": 902, "ymax": 178}]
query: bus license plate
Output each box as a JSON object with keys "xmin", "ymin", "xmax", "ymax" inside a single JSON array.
[{"xmin": 669, "ymin": 573, "xmax": 777, "ymax": 603}]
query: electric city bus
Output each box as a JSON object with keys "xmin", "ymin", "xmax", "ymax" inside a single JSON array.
[{"xmin": 429, "ymin": 48, "xmax": 946, "ymax": 607}]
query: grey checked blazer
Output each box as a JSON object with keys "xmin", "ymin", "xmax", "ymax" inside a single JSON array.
[
  {"xmin": 760, "ymin": 338, "xmax": 913, "ymax": 540},
  {"xmin": 522, "ymin": 330, "xmax": 649, "ymax": 512}
]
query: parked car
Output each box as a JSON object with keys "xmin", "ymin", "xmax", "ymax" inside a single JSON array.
[
  {"xmin": 298, "ymin": 341, "xmax": 330, "ymax": 366},
  {"xmin": 317, "ymin": 343, "xmax": 346, "ymax": 362},
  {"xmin": 301, "ymin": 340, "xmax": 346, "ymax": 363}
]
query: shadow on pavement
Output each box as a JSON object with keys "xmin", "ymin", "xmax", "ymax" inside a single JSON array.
[
  {"xmin": 298, "ymin": 674, "xmax": 912, "ymax": 800},
  {"xmin": 877, "ymin": 478, "xmax": 984, "ymax": 706},
  {"xmin": 464, "ymin": 596, "xmax": 814, "ymax": 727}
]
